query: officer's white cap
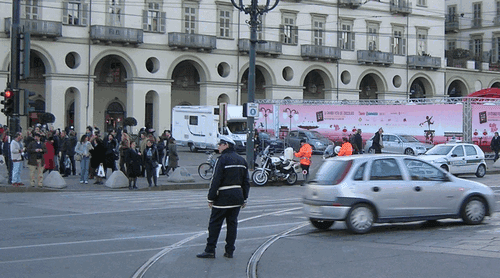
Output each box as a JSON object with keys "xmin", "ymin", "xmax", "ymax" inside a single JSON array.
[{"xmin": 219, "ymin": 135, "xmax": 236, "ymax": 146}]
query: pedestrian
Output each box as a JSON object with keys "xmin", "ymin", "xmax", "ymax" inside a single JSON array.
[
  {"xmin": 353, "ymin": 129, "xmax": 363, "ymax": 154},
  {"xmin": 294, "ymin": 138, "xmax": 312, "ymax": 181},
  {"xmin": 197, "ymin": 135, "xmax": 250, "ymax": 259},
  {"xmin": 253, "ymin": 131, "xmax": 260, "ymax": 167},
  {"xmin": 63, "ymin": 130, "xmax": 78, "ymax": 176},
  {"xmin": 2, "ymin": 129, "xmax": 11, "ymax": 180},
  {"xmin": 142, "ymin": 139, "xmax": 159, "ymax": 187},
  {"xmin": 338, "ymin": 137, "xmax": 353, "ymax": 156},
  {"xmin": 165, "ymin": 137, "xmax": 178, "ymax": 176},
  {"xmin": 372, "ymin": 127, "xmax": 384, "ymax": 154},
  {"xmin": 90, "ymin": 138, "xmax": 106, "ymax": 184},
  {"xmin": 43, "ymin": 136, "xmax": 55, "ymax": 173},
  {"xmin": 491, "ymin": 132, "xmax": 500, "ymax": 162},
  {"xmin": 75, "ymin": 135, "xmax": 93, "ymax": 184},
  {"xmin": 160, "ymin": 130, "xmax": 172, "ymax": 174},
  {"xmin": 125, "ymin": 141, "xmax": 142, "ymax": 190},
  {"xmin": 10, "ymin": 132, "xmax": 24, "ymax": 186},
  {"xmin": 53, "ymin": 129, "xmax": 61, "ymax": 171},
  {"xmin": 104, "ymin": 133, "xmax": 118, "ymax": 174},
  {"xmin": 27, "ymin": 133, "xmax": 46, "ymax": 187},
  {"xmin": 119, "ymin": 130, "xmax": 131, "ymax": 174}
]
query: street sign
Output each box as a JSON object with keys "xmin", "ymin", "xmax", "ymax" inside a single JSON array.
[{"xmin": 246, "ymin": 103, "xmax": 259, "ymax": 117}]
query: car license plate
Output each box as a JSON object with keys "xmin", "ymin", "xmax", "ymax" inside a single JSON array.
[{"xmin": 309, "ymin": 206, "xmax": 321, "ymax": 215}]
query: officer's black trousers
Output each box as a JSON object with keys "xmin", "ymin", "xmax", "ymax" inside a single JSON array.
[{"xmin": 205, "ymin": 207, "xmax": 240, "ymax": 254}]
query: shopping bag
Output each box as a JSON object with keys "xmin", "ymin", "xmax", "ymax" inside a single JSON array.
[
  {"xmin": 97, "ymin": 164, "xmax": 106, "ymax": 178},
  {"xmin": 156, "ymin": 164, "xmax": 162, "ymax": 177}
]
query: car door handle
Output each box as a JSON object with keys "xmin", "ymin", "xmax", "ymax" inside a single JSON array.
[
  {"xmin": 414, "ymin": 186, "xmax": 421, "ymax": 192},
  {"xmin": 372, "ymin": 186, "xmax": 380, "ymax": 192}
]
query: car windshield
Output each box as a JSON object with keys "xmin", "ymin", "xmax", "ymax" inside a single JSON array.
[
  {"xmin": 308, "ymin": 131, "xmax": 326, "ymax": 140},
  {"xmin": 260, "ymin": 133, "xmax": 270, "ymax": 140},
  {"xmin": 425, "ymin": 145, "xmax": 453, "ymax": 155},
  {"xmin": 227, "ymin": 122, "xmax": 247, "ymax": 134},
  {"xmin": 310, "ymin": 160, "xmax": 353, "ymax": 185},
  {"xmin": 399, "ymin": 135, "xmax": 419, "ymax": 142}
]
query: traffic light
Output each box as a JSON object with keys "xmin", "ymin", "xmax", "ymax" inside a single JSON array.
[
  {"xmin": 1, "ymin": 89, "xmax": 15, "ymax": 116},
  {"xmin": 24, "ymin": 89, "xmax": 36, "ymax": 114}
]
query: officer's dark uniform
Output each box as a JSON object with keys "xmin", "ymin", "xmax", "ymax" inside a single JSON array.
[{"xmin": 198, "ymin": 138, "xmax": 250, "ymax": 258}]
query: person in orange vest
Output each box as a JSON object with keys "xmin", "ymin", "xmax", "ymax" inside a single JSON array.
[
  {"xmin": 294, "ymin": 139, "xmax": 312, "ymax": 182},
  {"xmin": 337, "ymin": 137, "xmax": 353, "ymax": 156}
]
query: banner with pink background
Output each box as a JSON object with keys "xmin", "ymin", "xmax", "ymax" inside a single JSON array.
[
  {"xmin": 472, "ymin": 104, "xmax": 500, "ymax": 152},
  {"xmin": 255, "ymin": 104, "xmax": 464, "ymax": 144}
]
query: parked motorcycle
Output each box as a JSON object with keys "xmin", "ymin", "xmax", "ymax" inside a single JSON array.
[{"xmin": 252, "ymin": 146, "xmax": 301, "ymax": 186}]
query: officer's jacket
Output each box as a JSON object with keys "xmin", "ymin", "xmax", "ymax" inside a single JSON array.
[
  {"xmin": 294, "ymin": 143, "xmax": 312, "ymax": 166},
  {"xmin": 208, "ymin": 148, "xmax": 250, "ymax": 208}
]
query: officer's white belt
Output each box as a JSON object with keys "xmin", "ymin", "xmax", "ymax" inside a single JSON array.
[{"xmin": 218, "ymin": 185, "xmax": 241, "ymax": 190}]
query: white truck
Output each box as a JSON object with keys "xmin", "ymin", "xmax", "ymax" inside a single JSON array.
[{"xmin": 172, "ymin": 105, "xmax": 248, "ymax": 152}]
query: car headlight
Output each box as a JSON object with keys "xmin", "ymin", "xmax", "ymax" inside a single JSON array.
[
  {"xmin": 432, "ymin": 159, "xmax": 447, "ymax": 164},
  {"xmin": 416, "ymin": 146, "xmax": 424, "ymax": 150}
]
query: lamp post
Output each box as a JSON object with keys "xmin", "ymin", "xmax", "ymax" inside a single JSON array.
[
  {"xmin": 283, "ymin": 108, "xmax": 298, "ymax": 147},
  {"xmin": 259, "ymin": 107, "xmax": 272, "ymax": 133},
  {"xmin": 231, "ymin": 0, "xmax": 279, "ymax": 169}
]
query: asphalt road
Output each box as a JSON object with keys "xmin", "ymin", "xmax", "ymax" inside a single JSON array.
[{"xmin": 1, "ymin": 173, "xmax": 500, "ymax": 278}]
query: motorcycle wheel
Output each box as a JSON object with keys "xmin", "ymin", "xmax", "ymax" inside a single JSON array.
[
  {"xmin": 286, "ymin": 172, "xmax": 298, "ymax": 185},
  {"xmin": 252, "ymin": 170, "xmax": 268, "ymax": 186}
]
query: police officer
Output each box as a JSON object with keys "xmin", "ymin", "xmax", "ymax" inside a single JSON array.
[
  {"xmin": 197, "ymin": 135, "xmax": 250, "ymax": 259},
  {"xmin": 294, "ymin": 139, "xmax": 312, "ymax": 181}
]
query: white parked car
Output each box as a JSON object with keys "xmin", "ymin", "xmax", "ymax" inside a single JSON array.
[{"xmin": 419, "ymin": 142, "xmax": 487, "ymax": 177}]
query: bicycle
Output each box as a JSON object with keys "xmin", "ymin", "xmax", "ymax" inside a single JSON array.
[{"xmin": 198, "ymin": 151, "xmax": 217, "ymax": 180}]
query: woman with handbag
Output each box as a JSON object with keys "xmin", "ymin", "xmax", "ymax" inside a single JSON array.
[
  {"xmin": 165, "ymin": 137, "xmax": 178, "ymax": 176},
  {"xmin": 90, "ymin": 138, "xmax": 106, "ymax": 185},
  {"xmin": 142, "ymin": 139, "xmax": 159, "ymax": 187},
  {"xmin": 75, "ymin": 135, "xmax": 93, "ymax": 184}
]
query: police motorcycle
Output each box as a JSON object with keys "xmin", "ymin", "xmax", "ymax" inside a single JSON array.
[{"xmin": 252, "ymin": 146, "xmax": 301, "ymax": 186}]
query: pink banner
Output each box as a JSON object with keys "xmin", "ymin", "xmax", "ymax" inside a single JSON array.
[
  {"xmin": 255, "ymin": 104, "xmax": 463, "ymax": 144},
  {"xmin": 472, "ymin": 104, "xmax": 500, "ymax": 152}
]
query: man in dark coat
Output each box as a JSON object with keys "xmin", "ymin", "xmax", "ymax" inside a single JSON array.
[
  {"xmin": 197, "ymin": 135, "xmax": 250, "ymax": 259},
  {"xmin": 90, "ymin": 138, "xmax": 106, "ymax": 184},
  {"xmin": 62, "ymin": 131, "xmax": 78, "ymax": 176},
  {"xmin": 372, "ymin": 127, "xmax": 384, "ymax": 154},
  {"xmin": 491, "ymin": 132, "xmax": 500, "ymax": 162},
  {"xmin": 353, "ymin": 129, "xmax": 363, "ymax": 154}
]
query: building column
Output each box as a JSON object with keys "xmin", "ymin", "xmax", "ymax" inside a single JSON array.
[
  {"xmin": 199, "ymin": 82, "xmax": 238, "ymax": 105},
  {"xmin": 45, "ymin": 74, "xmax": 90, "ymax": 132},
  {"xmin": 127, "ymin": 78, "xmax": 171, "ymax": 134}
]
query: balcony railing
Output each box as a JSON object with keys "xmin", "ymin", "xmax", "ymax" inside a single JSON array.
[
  {"xmin": 445, "ymin": 14, "xmax": 459, "ymax": 33},
  {"xmin": 168, "ymin": 32, "xmax": 216, "ymax": 52},
  {"xmin": 472, "ymin": 18, "xmax": 482, "ymax": 28},
  {"xmin": 4, "ymin": 18, "xmax": 62, "ymax": 38},
  {"xmin": 390, "ymin": 0, "xmax": 412, "ymax": 15},
  {"xmin": 238, "ymin": 39, "xmax": 282, "ymax": 56},
  {"xmin": 357, "ymin": 50, "xmax": 394, "ymax": 66},
  {"xmin": 338, "ymin": 0, "xmax": 363, "ymax": 8},
  {"xmin": 90, "ymin": 25, "xmax": 143, "ymax": 45},
  {"xmin": 301, "ymin": 45, "xmax": 341, "ymax": 61},
  {"xmin": 408, "ymin": 55, "xmax": 441, "ymax": 70}
]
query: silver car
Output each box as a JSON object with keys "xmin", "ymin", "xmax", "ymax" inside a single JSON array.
[
  {"xmin": 302, "ymin": 155, "xmax": 495, "ymax": 234},
  {"xmin": 364, "ymin": 133, "xmax": 433, "ymax": 155}
]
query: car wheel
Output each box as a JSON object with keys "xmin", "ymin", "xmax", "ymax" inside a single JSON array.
[
  {"xmin": 285, "ymin": 172, "xmax": 297, "ymax": 185},
  {"xmin": 461, "ymin": 197, "xmax": 486, "ymax": 225},
  {"xmin": 475, "ymin": 164, "xmax": 486, "ymax": 178},
  {"xmin": 404, "ymin": 148, "xmax": 415, "ymax": 155},
  {"xmin": 310, "ymin": 219, "xmax": 334, "ymax": 230},
  {"xmin": 252, "ymin": 169, "xmax": 268, "ymax": 186},
  {"xmin": 346, "ymin": 204, "xmax": 375, "ymax": 234},
  {"xmin": 440, "ymin": 165, "xmax": 449, "ymax": 172},
  {"xmin": 189, "ymin": 144, "xmax": 198, "ymax": 153}
]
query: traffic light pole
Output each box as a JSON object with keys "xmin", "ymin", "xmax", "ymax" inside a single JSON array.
[{"xmin": 9, "ymin": 0, "xmax": 21, "ymax": 136}]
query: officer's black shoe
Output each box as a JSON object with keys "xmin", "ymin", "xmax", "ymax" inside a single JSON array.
[
  {"xmin": 196, "ymin": 252, "xmax": 215, "ymax": 258},
  {"xmin": 223, "ymin": 253, "xmax": 233, "ymax": 258}
]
